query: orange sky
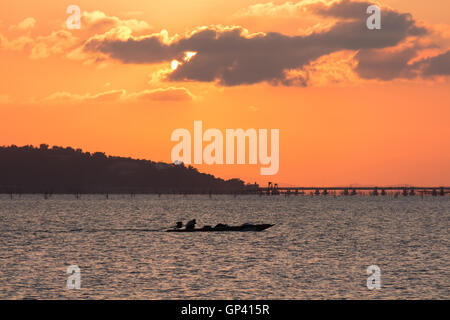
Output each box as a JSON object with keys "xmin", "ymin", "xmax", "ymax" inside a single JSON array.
[{"xmin": 1, "ymin": 0, "xmax": 449, "ymax": 186}]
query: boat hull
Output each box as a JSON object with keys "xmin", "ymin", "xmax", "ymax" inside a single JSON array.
[{"xmin": 167, "ymin": 224, "xmax": 274, "ymax": 233}]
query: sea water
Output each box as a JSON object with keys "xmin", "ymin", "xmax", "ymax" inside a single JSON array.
[{"xmin": 0, "ymin": 194, "xmax": 448, "ymax": 299}]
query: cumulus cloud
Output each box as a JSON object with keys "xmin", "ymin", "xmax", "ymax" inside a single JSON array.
[
  {"xmin": 1, "ymin": 11, "xmax": 150, "ymax": 60},
  {"xmin": 311, "ymin": 0, "xmax": 374, "ymax": 19},
  {"xmin": 0, "ymin": 34, "xmax": 34, "ymax": 51},
  {"xmin": 0, "ymin": 28, "xmax": 77, "ymax": 59},
  {"xmin": 3, "ymin": 1, "xmax": 447, "ymax": 86},
  {"xmin": 82, "ymin": 0, "xmax": 426, "ymax": 86},
  {"xmin": 233, "ymin": 1, "xmax": 306, "ymax": 18},
  {"xmin": 29, "ymin": 30, "xmax": 79, "ymax": 59},
  {"xmin": 82, "ymin": 11, "xmax": 152, "ymax": 34}
]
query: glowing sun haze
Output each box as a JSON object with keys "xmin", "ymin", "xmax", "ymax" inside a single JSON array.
[{"xmin": 0, "ymin": 0, "xmax": 449, "ymax": 186}]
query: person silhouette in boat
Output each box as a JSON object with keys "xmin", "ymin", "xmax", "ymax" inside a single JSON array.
[
  {"xmin": 174, "ymin": 221, "xmax": 183, "ymax": 229},
  {"xmin": 185, "ymin": 219, "xmax": 196, "ymax": 230}
]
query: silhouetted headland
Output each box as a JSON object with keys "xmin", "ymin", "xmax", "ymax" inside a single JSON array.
[{"xmin": 0, "ymin": 144, "xmax": 256, "ymax": 194}]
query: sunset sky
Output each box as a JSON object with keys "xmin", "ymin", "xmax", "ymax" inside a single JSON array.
[{"xmin": 0, "ymin": 0, "xmax": 449, "ymax": 186}]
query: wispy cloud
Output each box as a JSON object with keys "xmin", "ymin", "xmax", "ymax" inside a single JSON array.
[
  {"xmin": 44, "ymin": 89, "xmax": 126, "ymax": 103},
  {"xmin": 43, "ymin": 87, "xmax": 195, "ymax": 104},
  {"xmin": 126, "ymin": 87, "xmax": 196, "ymax": 101}
]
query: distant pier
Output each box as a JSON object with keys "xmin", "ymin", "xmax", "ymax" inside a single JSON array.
[
  {"xmin": 252, "ymin": 182, "xmax": 450, "ymax": 196},
  {"xmin": 2, "ymin": 182, "xmax": 449, "ymax": 197}
]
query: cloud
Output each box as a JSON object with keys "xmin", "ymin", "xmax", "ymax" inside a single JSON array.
[
  {"xmin": 43, "ymin": 87, "xmax": 194, "ymax": 103},
  {"xmin": 83, "ymin": 28, "xmax": 180, "ymax": 63},
  {"xmin": 127, "ymin": 87, "xmax": 195, "ymax": 101},
  {"xmin": 82, "ymin": 11, "xmax": 152, "ymax": 35},
  {"xmin": 83, "ymin": 0, "xmax": 426, "ymax": 86},
  {"xmin": 419, "ymin": 50, "xmax": 450, "ymax": 76},
  {"xmin": 355, "ymin": 47, "xmax": 450, "ymax": 80},
  {"xmin": 1, "ymin": 11, "xmax": 150, "ymax": 60},
  {"xmin": 0, "ymin": 34, "xmax": 33, "ymax": 51},
  {"xmin": 3, "ymin": 1, "xmax": 446, "ymax": 86},
  {"xmin": 29, "ymin": 30, "xmax": 78, "ymax": 59},
  {"xmin": 44, "ymin": 90, "xmax": 125, "ymax": 103},
  {"xmin": 10, "ymin": 17, "xmax": 36, "ymax": 31},
  {"xmin": 0, "ymin": 28, "xmax": 77, "ymax": 58},
  {"xmin": 354, "ymin": 46, "xmax": 419, "ymax": 80},
  {"xmin": 299, "ymin": 50, "xmax": 359, "ymax": 85},
  {"xmin": 311, "ymin": 0, "xmax": 374, "ymax": 19},
  {"xmin": 233, "ymin": 1, "xmax": 306, "ymax": 18}
]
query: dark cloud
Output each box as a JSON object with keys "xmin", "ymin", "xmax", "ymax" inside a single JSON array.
[
  {"xmin": 355, "ymin": 48, "xmax": 450, "ymax": 80},
  {"xmin": 354, "ymin": 47, "xmax": 418, "ymax": 80},
  {"xmin": 312, "ymin": 0, "xmax": 374, "ymax": 19},
  {"xmin": 420, "ymin": 50, "xmax": 450, "ymax": 76},
  {"xmin": 169, "ymin": 30, "xmax": 329, "ymax": 86},
  {"xmin": 85, "ymin": 37, "xmax": 177, "ymax": 64},
  {"xmin": 83, "ymin": 0, "xmax": 428, "ymax": 86}
]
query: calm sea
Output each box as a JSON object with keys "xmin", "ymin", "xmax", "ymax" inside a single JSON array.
[{"xmin": 0, "ymin": 194, "xmax": 448, "ymax": 299}]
